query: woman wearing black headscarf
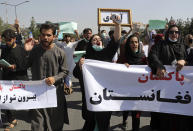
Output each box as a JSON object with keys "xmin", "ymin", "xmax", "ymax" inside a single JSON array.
[
  {"xmin": 148, "ymin": 25, "xmax": 186, "ymax": 75},
  {"xmin": 148, "ymin": 25, "xmax": 187, "ymax": 131},
  {"xmin": 73, "ymin": 16, "xmax": 121, "ymax": 131},
  {"xmin": 118, "ymin": 34, "xmax": 147, "ymax": 131}
]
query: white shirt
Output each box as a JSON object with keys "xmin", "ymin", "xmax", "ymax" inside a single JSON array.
[{"xmin": 56, "ymin": 40, "xmax": 80, "ymax": 77}]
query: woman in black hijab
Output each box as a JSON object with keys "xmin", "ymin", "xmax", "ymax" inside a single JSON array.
[
  {"xmin": 148, "ymin": 25, "xmax": 186, "ymax": 75},
  {"xmin": 118, "ymin": 34, "xmax": 147, "ymax": 131},
  {"xmin": 148, "ymin": 25, "xmax": 187, "ymax": 131},
  {"xmin": 73, "ymin": 16, "xmax": 121, "ymax": 131}
]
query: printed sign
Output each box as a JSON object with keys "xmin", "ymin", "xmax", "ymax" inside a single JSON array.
[
  {"xmin": 98, "ymin": 8, "xmax": 132, "ymax": 26},
  {"xmin": 58, "ymin": 22, "xmax": 78, "ymax": 40},
  {"xmin": 149, "ymin": 20, "xmax": 167, "ymax": 30},
  {"xmin": 0, "ymin": 80, "xmax": 57, "ymax": 110}
]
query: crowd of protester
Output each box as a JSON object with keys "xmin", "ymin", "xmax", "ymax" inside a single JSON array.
[{"xmin": 0, "ymin": 15, "xmax": 193, "ymax": 131}]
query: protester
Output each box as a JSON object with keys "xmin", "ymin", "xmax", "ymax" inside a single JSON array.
[
  {"xmin": 120, "ymin": 27, "xmax": 133, "ymax": 44},
  {"xmin": 121, "ymin": 30, "xmax": 127, "ymax": 36},
  {"xmin": 117, "ymin": 34, "xmax": 147, "ymax": 131},
  {"xmin": 73, "ymin": 15, "xmax": 121, "ymax": 131},
  {"xmin": 0, "ymin": 29, "xmax": 28, "ymax": 131},
  {"xmin": 70, "ymin": 37, "xmax": 76, "ymax": 42},
  {"xmin": 149, "ymin": 34, "xmax": 164, "ymax": 131},
  {"xmin": 113, "ymin": 27, "xmax": 133, "ymax": 63},
  {"xmin": 184, "ymin": 34, "xmax": 193, "ymax": 131},
  {"xmin": 14, "ymin": 19, "xmax": 23, "ymax": 46},
  {"xmin": 100, "ymin": 29, "xmax": 107, "ymax": 38},
  {"xmin": 119, "ymin": 28, "xmax": 142, "ymax": 63},
  {"xmin": 184, "ymin": 34, "xmax": 193, "ymax": 48},
  {"xmin": 56, "ymin": 30, "xmax": 80, "ymax": 92},
  {"xmin": 154, "ymin": 34, "xmax": 164, "ymax": 44},
  {"xmin": 185, "ymin": 34, "xmax": 193, "ymax": 65},
  {"xmin": 0, "ymin": 35, "xmax": 2, "ymax": 45},
  {"xmin": 0, "ymin": 34, "xmax": 2, "ymax": 128},
  {"xmin": 100, "ymin": 29, "xmax": 109, "ymax": 47},
  {"xmin": 25, "ymin": 23, "xmax": 69, "ymax": 131},
  {"xmin": 145, "ymin": 24, "xmax": 157, "ymax": 53},
  {"xmin": 163, "ymin": 24, "xmax": 169, "ymax": 36},
  {"xmin": 148, "ymin": 25, "xmax": 187, "ymax": 131},
  {"xmin": 75, "ymin": 28, "xmax": 92, "ymax": 51}
]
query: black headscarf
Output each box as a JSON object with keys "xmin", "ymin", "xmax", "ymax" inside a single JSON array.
[
  {"xmin": 125, "ymin": 35, "xmax": 146, "ymax": 65},
  {"xmin": 85, "ymin": 34, "xmax": 118, "ymax": 62},
  {"xmin": 164, "ymin": 25, "xmax": 186, "ymax": 62}
]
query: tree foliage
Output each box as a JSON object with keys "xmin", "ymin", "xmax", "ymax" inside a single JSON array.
[
  {"xmin": 29, "ymin": 17, "xmax": 40, "ymax": 39},
  {"xmin": 0, "ymin": 17, "xmax": 15, "ymax": 34},
  {"xmin": 173, "ymin": 17, "xmax": 193, "ymax": 38}
]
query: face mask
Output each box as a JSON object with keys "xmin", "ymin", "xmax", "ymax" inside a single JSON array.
[
  {"xmin": 92, "ymin": 45, "xmax": 103, "ymax": 51},
  {"xmin": 101, "ymin": 33, "xmax": 107, "ymax": 38},
  {"xmin": 169, "ymin": 37, "xmax": 178, "ymax": 43},
  {"xmin": 134, "ymin": 49, "xmax": 139, "ymax": 53},
  {"xmin": 83, "ymin": 38, "xmax": 89, "ymax": 43}
]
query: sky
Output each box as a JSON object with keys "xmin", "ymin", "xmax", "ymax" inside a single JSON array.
[{"xmin": 0, "ymin": 0, "xmax": 193, "ymax": 33}]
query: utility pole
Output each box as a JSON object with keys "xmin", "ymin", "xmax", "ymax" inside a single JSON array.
[{"xmin": 1, "ymin": 1, "xmax": 30, "ymax": 20}]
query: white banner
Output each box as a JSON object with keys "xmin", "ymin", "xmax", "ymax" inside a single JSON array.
[
  {"xmin": 0, "ymin": 80, "xmax": 57, "ymax": 110},
  {"xmin": 82, "ymin": 59, "xmax": 193, "ymax": 116}
]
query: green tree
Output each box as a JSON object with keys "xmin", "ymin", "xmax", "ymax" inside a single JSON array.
[
  {"xmin": 188, "ymin": 18, "xmax": 193, "ymax": 35},
  {"xmin": 29, "ymin": 17, "xmax": 36, "ymax": 32},
  {"xmin": 0, "ymin": 17, "xmax": 15, "ymax": 34},
  {"xmin": 29, "ymin": 17, "xmax": 40, "ymax": 39},
  {"xmin": 182, "ymin": 18, "xmax": 191, "ymax": 36},
  {"xmin": 0, "ymin": 17, "xmax": 4, "ymax": 33}
]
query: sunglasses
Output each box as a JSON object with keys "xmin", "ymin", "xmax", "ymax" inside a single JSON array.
[{"xmin": 169, "ymin": 31, "xmax": 179, "ymax": 34}]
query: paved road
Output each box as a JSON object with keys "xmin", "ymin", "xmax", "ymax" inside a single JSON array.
[{"xmin": 0, "ymin": 77, "xmax": 151, "ymax": 131}]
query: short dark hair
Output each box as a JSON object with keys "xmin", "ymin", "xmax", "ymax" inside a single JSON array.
[
  {"xmin": 1, "ymin": 29, "xmax": 16, "ymax": 39},
  {"xmin": 101, "ymin": 30, "xmax": 106, "ymax": 34},
  {"xmin": 65, "ymin": 34, "xmax": 71, "ymax": 38},
  {"xmin": 40, "ymin": 23, "xmax": 56, "ymax": 35},
  {"xmin": 83, "ymin": 28, "xmax": 92, "ymax": 34},
  {"xmin": 108, "ymin": 30, "xmax": 114, "ymax": 37},
  {"xmin": 121, "ymin": 30, "xmax": 127, "ymax": 34}
]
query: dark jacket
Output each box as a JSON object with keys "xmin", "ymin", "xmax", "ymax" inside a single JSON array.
[
  {"xmin": 118, "ymin": 41, "xmax": 147, "ymax": 65},
  {"xmin": 148, "ymin": 39, "xmax": 187, "ymax": 131},
  {"xmin": 1, "ymin": 44, "xmax": 28, "ymax": 80},
  {"xmin": 185, "ymin": 45, "xmax": 193, "ymax": 66},
  {"xmin": 75, "ymin": 39, "xmax": 90, "ymax": 51},
  {"xmin": 74, "ymin": 37, "xmax": 119, "ymax": 103},
  {"xmin": 148, "ymin": 39, "xmax": 186, "ymax": 74},
  {"xmin": 73, "ymin": 38, "xmax": 119, "ymax": 125}
]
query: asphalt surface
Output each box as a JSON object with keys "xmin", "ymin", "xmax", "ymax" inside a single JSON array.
[{"xmin": 0, "ymin": 77, "xmax": 151, "ymax": 131}]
